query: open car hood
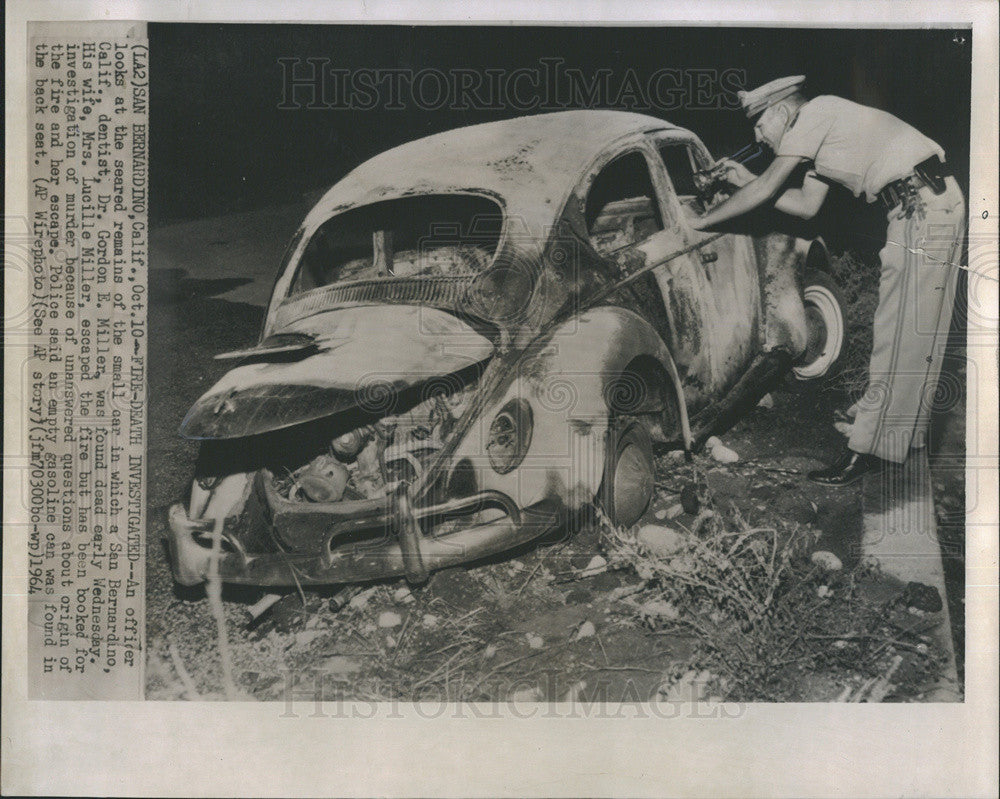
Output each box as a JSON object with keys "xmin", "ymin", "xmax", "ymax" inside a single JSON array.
[{"xmin": 180, "ymin": 305, "xmax": 495, "ymax": 439}]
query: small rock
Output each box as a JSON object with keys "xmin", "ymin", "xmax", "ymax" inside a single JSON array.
[
  {"xmin": 580, "ymin": 555, "xmax": 608, "ymax": 576},
  {"xmin": 421, "ymin": 614, "xmax": 439, "ymax": 629},
  {"xmin": 664, "ymin": 449, "xmax": 687, "ymax": 465},
  {"xmin": 639, "ymin": 599, "xmax": 680, "ymax": 622},
  {"xmin": 902, "ymin": 581, "xmax": 943, "ymax": 612},
  {"xmin": 816, "ymin": 585, "xmax": 832, "ymax": 598},
  {"xmin": 509, "ymin": 687, "xmax": 542, "ymax": 702},
  {"xmin": 575, "ymin": 620, "xmax": 596, "ymax": 640},
  {"xmin": 654, "ymin": 508, "xmax": 668, "ymax": 520},
  {"xmin": 680, "ymin": 484, "xmax": 700, "ymax": 515},
  {"xmin": 637, "ymin": 524, "xmax": 686, "ymax": 558},
  {"xmin": 321, "ymin": 655, "xmax": 363, "ymax": 675},
  {"xmin": 705, "ymin": 436, "xmax": 722, "ymax": 449},
  {"xmin": 666, "ymin": 503, "xmax": 684, "ymax": 519},
  {"xmin": 483, "ymin": 644, "xmax": 497, "ymax": 659},
  {"xmin": 377, "ymin": 610, "xmax": 403, "ymax": 628},
  {"xmin": 757, "ymin": 393, "xmax": 774, "ymax": 409},
  {"xmin": 811, "ymin": 550, "xmax": 843, "ymax": 572},
  {"xmin": 294, "ymin": 629, "xmax": 325, "ymax": 647},
  {"xmin": 832, "ymin": 639, "xmax": 849, "ymax": 649},
  {"xmin": 393, "ymin": 586, "xmax": 414, "ymax": 604},
  {"xmin": 525, "ymin": 633, "xmax": 544, "ymax": 649},
  {"xmin": 385, "ymin": 634, "xmax": 396, "ymax": 648},
  {"xmin": 708, "ymin": 440, "xmax": 739, "ymax": 463}
]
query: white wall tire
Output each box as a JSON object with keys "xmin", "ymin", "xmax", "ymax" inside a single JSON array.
[{"xmin": 793, "ymin": 270, "xmax": 846, "ymax": 381}]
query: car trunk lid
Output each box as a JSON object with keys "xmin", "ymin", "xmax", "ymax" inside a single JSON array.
[{"xmin": 180, "ymin": 305, "xmax": 495, "ymax": 439}]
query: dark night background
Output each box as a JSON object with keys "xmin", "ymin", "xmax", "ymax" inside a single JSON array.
[{"xmin": 149, "ymin": 24, "xmax": 972, "ymax": 258}]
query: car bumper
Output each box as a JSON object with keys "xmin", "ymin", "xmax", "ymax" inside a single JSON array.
[{"xmin": 165, "ymin": 483, "xmax": 560, "ymax": 588}]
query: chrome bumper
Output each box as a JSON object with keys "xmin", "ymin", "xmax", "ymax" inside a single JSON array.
[{"xmin": 166, "ymin": 486, "xmax": 559, "ymax": 588}]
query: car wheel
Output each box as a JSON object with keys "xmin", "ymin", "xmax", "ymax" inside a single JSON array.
[
  {"xmin": 793, "ymin": 269, "xmax": 847, "ymax": 380},
  {"xmin": 598, "ymin": 420, "xmax": 654, "ymax": 527}
]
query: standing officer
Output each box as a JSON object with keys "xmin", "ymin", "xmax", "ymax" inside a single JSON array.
[{"xmin": 692, "ymin": 76, "xmax": 966, "ymax": 485}]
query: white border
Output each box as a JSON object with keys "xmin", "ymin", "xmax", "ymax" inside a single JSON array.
[{"xmin": 4, "ymin": 2, "xmax": 998, "ymax": 797}]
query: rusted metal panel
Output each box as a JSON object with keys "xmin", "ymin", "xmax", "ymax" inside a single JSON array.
[
  {"xmin": 754, "ymin": 233, "xmax": 810, "ymax": 358},
  {"xmin": 449, "ymin": 306, "xmax": 691, "ymax": 512},
  {"xmin": 181, "ymin": 305, "xmax": 495, "ymax": 439},
  {"xmin": 302, "ymin": 111, "xmax": 680, "ymax": 233}
]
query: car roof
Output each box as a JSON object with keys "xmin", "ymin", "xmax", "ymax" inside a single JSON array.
[{"xmin": 303, "ymin": 110, "xmax": 687, "ymax": 231}]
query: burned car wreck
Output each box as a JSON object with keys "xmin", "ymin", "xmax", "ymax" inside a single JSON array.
[{"xmin": 166, "ymin": 110, "xmax": 844, "ymax": 590}]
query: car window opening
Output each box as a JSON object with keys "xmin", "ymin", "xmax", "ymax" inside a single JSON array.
[
  {"xmin": 585, "ymin": 151, "xmax": 665, "ymax": 256},
  {"xmin": 289, "ymin": 194, "xmax": 504, "ymax": 295},
  {"xmin": 658, "ymin": 144, "xmax": 704, "ymax": 215}
]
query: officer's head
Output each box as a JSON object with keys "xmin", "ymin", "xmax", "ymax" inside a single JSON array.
[
  {"xmin": 739, "ymin": 76, "xmax": 807, "ymax": 151},
  {"xmin": 753, "ymin": 93, "xmax": 806, "ymax": 150}
]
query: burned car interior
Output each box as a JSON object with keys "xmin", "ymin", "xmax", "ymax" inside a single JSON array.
[
  {"xmin": 290, "ymin": 194, "xmax": 504, "ymax": 292},
  {"xmin": 586, "ymin": 151, "xmax": 664, "ymax": 255}
]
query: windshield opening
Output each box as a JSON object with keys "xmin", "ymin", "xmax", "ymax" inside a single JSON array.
[{"xmin": 288, "ymin": 194, "xmax": 504, "ymax": 296}]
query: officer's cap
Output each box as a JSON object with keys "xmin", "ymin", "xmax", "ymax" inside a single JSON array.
[{"xmin": 738, "ymin": 75, "xmax": 806, "ymax": 119}]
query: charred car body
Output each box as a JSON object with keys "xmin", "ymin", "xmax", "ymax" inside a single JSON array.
[{"xmin": 167, "ymin": 111, "xmax": 844, "ymax": 589}]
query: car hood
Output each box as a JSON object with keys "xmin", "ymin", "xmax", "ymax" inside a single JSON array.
[{"xmin": 180, "ymin": 305, "xmax": 495, "ymax": 439}]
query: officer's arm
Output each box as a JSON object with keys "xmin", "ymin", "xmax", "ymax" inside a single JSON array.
[
  {"xmin": 692, "ymin": 155, "xmax": 805, "ymax": 229},
  {"xmin": 774, "ymin": 171, "xmax": 830, "ymax": 219}
]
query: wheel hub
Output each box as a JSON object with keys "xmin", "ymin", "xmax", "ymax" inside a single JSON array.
[{"xmin": 612, "ymin": 442, "xmax": 654, "ymax": 527}]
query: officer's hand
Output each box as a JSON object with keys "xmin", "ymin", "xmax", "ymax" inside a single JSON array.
[
  {"xmin": 715, "ymin": 158, "xmax": 755, "ymax": 187},
  {"xmin": 689, "ymin": 215, "xmax": 709, "ymax": 230}
]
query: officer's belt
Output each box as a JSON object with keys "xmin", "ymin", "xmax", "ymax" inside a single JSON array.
[{"xmin": 876, "ymin": 156, "xmax": 952, "ymax": 212}]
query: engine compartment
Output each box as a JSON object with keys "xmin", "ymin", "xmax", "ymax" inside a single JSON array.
[{"xmin": 265, "ymin": 377, "xmax": 478, "ymax": 505}]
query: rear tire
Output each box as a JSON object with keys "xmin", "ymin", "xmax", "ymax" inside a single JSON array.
[
  {"xmin": 598, "ymin": 420, "xmax": 654, "ymax": 527},
  {"xmin": 793, "ymin": 269, "xmax": 847, "ymax": 381}
]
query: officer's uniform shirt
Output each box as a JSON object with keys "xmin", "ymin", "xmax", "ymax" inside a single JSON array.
[{"xmin": 776, "ymin": 96, "xmax": 945, "ymax": 202}]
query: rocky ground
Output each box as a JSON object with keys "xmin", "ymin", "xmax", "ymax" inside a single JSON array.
[{"xmin": 144, "ymin": 261, "xmax": 961, "ymax": 704}]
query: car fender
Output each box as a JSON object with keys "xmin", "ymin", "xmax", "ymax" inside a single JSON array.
[
  {"xmin": 754, "ymin": 232, "xmax": 829, "ymax": 358},
  {"xmin": 795, "ymin": 236, "xmax": 832, "ymax": 275},
  {"xmin": 448, "ymin": 306, "xmax": 689, "ymax": 511}
]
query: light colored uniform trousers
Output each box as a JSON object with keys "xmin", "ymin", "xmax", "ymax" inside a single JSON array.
[{"xmin": 849, "ymin": 176, "xmax": 966, "ymax": 463}]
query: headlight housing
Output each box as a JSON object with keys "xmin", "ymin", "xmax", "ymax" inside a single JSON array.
[{"xmin": 486, "ymin": 398, "xmax": 533, "ymax": 474}]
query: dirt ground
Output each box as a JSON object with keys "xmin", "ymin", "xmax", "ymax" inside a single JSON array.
[{"xmin": 144, "ymin": 220, "xmax": 963, "ymax": 704}]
